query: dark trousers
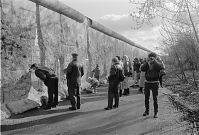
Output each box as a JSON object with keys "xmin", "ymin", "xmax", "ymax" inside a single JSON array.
[
  {"xmin": 108, "ymin": 87, "xmax": 119, "ymax": 108},
  {"xmin": 159, "ymin": 76, "xmax": 163, "ymax": 87},
  {"xmin": 47, "ymin": 77, "xmax": 58, "ymax": 107},
  {"xmin": 68, "ymin": 86, "xmax": 81, "ymax": 109},
  {"xmin": 95, "ymin": 76, "xmax": 100, "ymax": 81},
  {"xmin": 144, "ymin": 82, "xmax": 159, "ymax": 113}
]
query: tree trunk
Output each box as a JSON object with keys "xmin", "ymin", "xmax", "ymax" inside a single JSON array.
[
  {"xmin": 191, "ymin": 63, "xmax": 198, "ymax": 89},
  {"xmin": 36, "ymin": 3, "xmax": 46, "ymax": 66},
  {"xmin": 186, "ymin": 0, "xmax": 199, "ymax": 45},
  {"xmin": 174, "ymin": 50, "xmax": 188, "ymax": 83}
]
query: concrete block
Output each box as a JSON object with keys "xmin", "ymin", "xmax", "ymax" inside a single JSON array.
[
  {"xmin": 1, "ymin": 104, "xmax": 11, "ymax": 120},
  {"xmin": 6, "ymin": 99, "xmax": 40, "ymax": 115}
]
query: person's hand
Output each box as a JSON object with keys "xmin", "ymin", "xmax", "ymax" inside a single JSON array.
[{"xmin": 148, "ymin": 57, "xmax": 155, "ymax": 64}]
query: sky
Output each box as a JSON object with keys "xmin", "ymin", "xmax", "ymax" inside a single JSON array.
[{"xmin": 59, "ymin": 0, "xmax": 162, "ymax": 51}]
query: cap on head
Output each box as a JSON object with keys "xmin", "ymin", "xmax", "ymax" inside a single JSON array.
[
  {"xmin": 72, "ymin": 53, "xmax": 78, "ymax": 58},
  {"xmin": 112, "ymin": 57, "xmax": 119, "ymax": 64},
  {"xmin": 30, "ymin": 63, "xmax": 37, "ymax": 69},
  {"xmin": 116, "ymin": 56, "xmax": 121, "ymax": 61},
  {"xmin": 148, "ymin": 52, "xmax": 157, "ymax": 58}
]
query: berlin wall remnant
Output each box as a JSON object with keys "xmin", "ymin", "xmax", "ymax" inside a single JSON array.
[{"xmin": 28, "ymin": 0, "xmax": 152, "ymax": 53}]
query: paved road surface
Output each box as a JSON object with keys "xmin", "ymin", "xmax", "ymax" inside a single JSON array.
[{"xmin": 1, "ymin": 86, "xmax": 187, "ymax": 135}]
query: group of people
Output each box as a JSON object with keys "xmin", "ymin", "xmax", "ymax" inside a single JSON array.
[
  {"xmin": 29, "ymin": 52, "xmax": 165, "ymax": 118},
  {"xmin": 29, "ymin": 53, "xmax": 84, "ymax": 110},
  {"xmin": 132, "ymin": 57, "xmax": 165, "ymax": 94},
  {"xmin": 104, "ymin": 53, "xmax": 165, "ymax": 118}
]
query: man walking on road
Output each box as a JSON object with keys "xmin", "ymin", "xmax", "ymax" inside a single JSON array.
[
  {"xmin": 141, "ymin": 52, "xmax": 164, "ymax": 118},
  {"xmin": 65, "ymin": 53, "xmax": 84, "ymax": 110}
]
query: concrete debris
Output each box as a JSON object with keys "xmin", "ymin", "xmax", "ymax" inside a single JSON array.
[
  {"xmin": 6, "ymin": 99, "xmax": 40, "ymax": 115},
  {"xmin": 1, "ymin": 104, "xmax": 11, "ymax": 120}
]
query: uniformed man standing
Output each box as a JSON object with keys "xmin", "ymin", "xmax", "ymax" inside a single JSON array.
[{"xmin": 65, "ymin": 53, "xmax": 84, "ymax": 110}]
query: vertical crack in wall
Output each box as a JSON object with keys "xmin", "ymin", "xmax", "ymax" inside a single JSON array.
[
  {"xmin": 36, "ymin": 3, "xmax": 46, "ymax": 66},
  {"xmin": 86, "ymin": 27, "xmax": 92, "ymax": 80}
]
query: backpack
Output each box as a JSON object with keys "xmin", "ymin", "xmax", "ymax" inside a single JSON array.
[{"xmin": 118, "ymin": 68, "xmax": 125, "ymax": 82}]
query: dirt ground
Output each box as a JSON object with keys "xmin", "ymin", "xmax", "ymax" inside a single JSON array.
[{"xmin": 1, "ymin": 86, "xmax": 189, "ymax": 135}]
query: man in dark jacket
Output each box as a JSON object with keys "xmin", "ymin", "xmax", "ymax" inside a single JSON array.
[
  {"xmin": 141, "ymin": 52, "xmax": 164, "ymax": 118},
  {"xmin": 104, "ymin": 57, "xmax": 125, "ymax": 110},
  {"xmin": 29, "ymin": 63, "xmax": 58, "ymax": 110},
  {"xmin": 65, "ymin": 53, "xmax": 84, "ymax": 110}
]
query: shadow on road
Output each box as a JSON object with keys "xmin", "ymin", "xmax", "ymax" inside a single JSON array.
[
  {"xmin": 68, "ymin": 116, "xmax": 154, "ymax": 135},
  {"xmin": 1, "ymin": 108, "xmax": 105, "ymax": 132},
  {"xmin": 8, "ymin": 86, "xmax": 142, "ymax": 120}
]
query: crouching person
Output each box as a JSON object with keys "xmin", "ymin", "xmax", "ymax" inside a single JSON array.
[
  {"xmin": 29, "ymin": 63, "xmax": 58, "ymax": 110},
  {"xmin": 88, "ymin": 77, "xmax": 99, "ymax": 93},
  {"xmin": 104, "ymin": 57, "xmax": 125, "ymax": 110}
]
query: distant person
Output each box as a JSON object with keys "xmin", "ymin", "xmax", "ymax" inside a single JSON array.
[
  {"xmin": 104, "ymin": 57, "xmax": 125, "ymax": 110},
  {"xmin": 116, "ymin": 56, "xmax": 124, "ymax": 97},
  {"xmin": 29, "ymin": 63, "xmax": 58, "ymax": 110},
  {"xmin": 133, "ymin": 58, "xmax": 141, "ymax": 86},
  {"xmin": 92, "ymin": 64, "xmax": 100, "ymax": 81},
  {"xmin": 64, "ymin": 53, "xmax": 84, "ymax": 110},
  {"xmin": 157, "ymin": 57, "xmax": 165, "ymax": 88},
  {"xmin": 138, "ymin": 58, "xmax": 146, "ymax": 93},
  {"xmin": 122, "ymin": 55, "xmax": 132, "ymax": 95},
  {"xmin": 141, "ymin": 52, "xmax": 164, "ymax": 118},
  {"xmin": 88, "ymin": 77, "xmax": 99, "ymax": 93}
]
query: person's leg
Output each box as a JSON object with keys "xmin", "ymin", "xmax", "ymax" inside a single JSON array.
[
  {"xmin": 139, "ymin": 87, "xmax": 143, "ymax": 93},
  {"xmin": 76, "ymin": 86, "xmax": 81, "ymax": 109},
  {"xmin": 152, "ymin": 83, "xmax": 159, "ymax": 118},
  {"xmin": 159, "ymin": 76, "xmax": 163, "ymax": 88},
  {"xmin": 126, "ymin": 77, "xmax": 130, "ymax": 95},
  {"xmin": 119, "ymin": 82, "xmax": 122, "ymax": 97},
  {"xmin": 134, "ymin": 72, "xmax": 137, "ymax": 84},
  {"xmin": 68, "ymin": 87, "xmax": 77, "ymax": 110},
  {"xmin": 119, "ymin": 89, "xmax": 122, "ymax": 97},
  {"xmin": 53, "ymin": 77, "xmax": 58, "ymax": 107},
  {"xmin": 114, "ymin": 90, "xmax": 119, "ymax": 108},
  {"xmin": 105, "ymin": 88, "xmax": 113, "ymax": 110},
  {"xmin": 44, "ymin": 78, "xmax": 53, "ymax": 109},
  {"xmin": 108, "ymin": 91, "xmax": 113, "ymax": 108},
  {"xmin": 143, "ymin": 83, "xmax": 150, "ymax": 116},
  {"xmin": 123, "ymin": 78, "xmax": 128, "ymax": 95}
]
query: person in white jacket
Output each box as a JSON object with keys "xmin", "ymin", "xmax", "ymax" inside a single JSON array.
[{"xmin": 138, "ymin": 58, "xmax": 147, "ymax": 93}]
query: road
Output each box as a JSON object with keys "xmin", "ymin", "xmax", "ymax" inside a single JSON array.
[{"xmin": 1, "ymin": 85, "xmax": 187, "ymax": 135}]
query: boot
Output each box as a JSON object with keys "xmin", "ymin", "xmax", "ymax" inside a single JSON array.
[
  {"xmin": 119, "ymin": 90, "xmax": 122, "ymax": 97},
  {"xmin": 154, "ymin": 112, "xmax": 158, "ymax": 118},
  {"xmin": 139, "ymin": 87, "xmax": 143, "ymax": 93},
  {"xmin": 143, "ymin": 111, "xmax": 149, "ymax": 116},
  {"xmin": 126, "ymin": 88, "xmax": 130, "ymax": 95},
  {"xmin": 123, "ymin": 89, "xmax": 127, "ymax": 95}
]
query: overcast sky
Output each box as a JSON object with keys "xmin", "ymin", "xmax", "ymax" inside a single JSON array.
[{"xmin": 59, "ymin": 0, "xmax": 161, "ymax": 51}]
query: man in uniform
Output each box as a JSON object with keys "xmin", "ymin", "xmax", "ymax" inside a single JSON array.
[{"xmin": 65, "ymin": 53, "xmax": 84, "ymax": 110}]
